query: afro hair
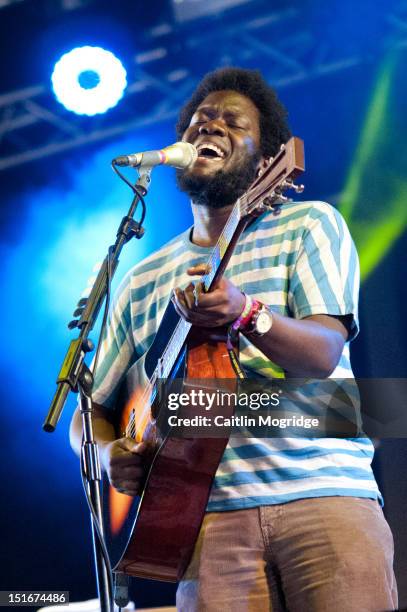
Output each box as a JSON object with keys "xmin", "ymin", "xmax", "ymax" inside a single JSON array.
[{"xmin": 176, "ymin": 67, "xmax": 291, "ymax": 158}]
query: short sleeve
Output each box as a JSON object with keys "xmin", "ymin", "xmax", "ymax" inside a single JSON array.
[
  {"xmin": 91, "ymin": 273, "xmax": 140, "ymax": 409},
  {"xmin": 288, "ymin": 202, "xmax": 360, "ymax": 341}
]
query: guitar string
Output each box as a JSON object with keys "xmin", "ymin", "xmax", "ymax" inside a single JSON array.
[{"xmin": 125, "ymin": 317, "xmax": 191, "ymax": 438}]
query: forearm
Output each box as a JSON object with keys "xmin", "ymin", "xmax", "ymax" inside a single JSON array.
[
  {"xmin": 245, "ymin": 312, "xmax": 347, "ymax": 378},
  {"xmin": 69, "ymin": 403, "xmax": 117, "ymax": 457},
  {"xmin": 172, "ymin": 271, "xmax": 348, "ymax": 378}
]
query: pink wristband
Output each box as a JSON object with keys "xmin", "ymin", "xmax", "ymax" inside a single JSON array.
[{"xmin": 232, "ymin": 294, "xmax": 260, "ymax": 332}]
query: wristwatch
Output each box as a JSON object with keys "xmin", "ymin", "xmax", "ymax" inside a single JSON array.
[{"xmin": 245, "ymin": 303, "xmax": 273, "ymax": 336}]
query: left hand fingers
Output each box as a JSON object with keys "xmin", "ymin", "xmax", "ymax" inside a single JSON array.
[
  {"xmin": 174, "ymin": 281, "xmax": 235, "ymax": 311},
  {"xmin": 183, "ymin": 282, "xmax": 200, "ymax": 309},
  {"xmin": 172, "ymin": 278, "xmax": 245, "ymax": 326},
  {"xmin": 173, "ymin": 286, "xmax": 201, "ymax": 314},
  {"xmin": 172, "ymin": 288, "xmax": 213, "ymax": 324},
  {"xmin": 187, "ymin": 263, "xmax": 211, "ymax": 277},
  {"xmin": 173, "ymin": 285, "xmax": 209, "ymax": 313},
  {"xmin": 184, "ymin": 281, "xmax": 227, "ymax": 311}
]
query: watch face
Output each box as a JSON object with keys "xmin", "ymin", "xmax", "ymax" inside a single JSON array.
[{"xmin": 256, "ymin": 310, "xmax": 273, "ymax": 334}]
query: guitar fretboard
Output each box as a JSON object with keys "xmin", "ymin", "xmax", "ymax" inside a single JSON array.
[{"xmin": 200, "ymin": 201, "xmax": 242, "ymax": 291}]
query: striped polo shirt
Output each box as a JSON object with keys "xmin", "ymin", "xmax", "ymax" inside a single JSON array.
[{"xmin": 92, "ymin": 200, "xmax": 381, "ymax": 510}]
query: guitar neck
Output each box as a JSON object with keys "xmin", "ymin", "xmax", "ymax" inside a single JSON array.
[{"xmin": 200, "ymin": 202, "xmax": 248, "ymax": 291}]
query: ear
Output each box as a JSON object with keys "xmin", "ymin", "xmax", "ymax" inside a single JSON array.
[{"xmin": 256, "ymin": 156, "xmax": 273, "ymax": 178}]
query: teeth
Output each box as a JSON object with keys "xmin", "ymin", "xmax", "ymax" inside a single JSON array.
[{"xmin": 197, "ymin": 143, "xmax": 225, "ymax": 158}]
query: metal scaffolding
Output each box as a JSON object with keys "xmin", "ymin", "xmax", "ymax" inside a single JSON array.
[{"xmin": 0, "ymin": 1, "xmax": 405, "ymax": 171}]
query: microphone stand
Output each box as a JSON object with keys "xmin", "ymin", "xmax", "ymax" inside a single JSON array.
[{"xmin": 43, "ymin": 165, "xmax": 153, "ymax": 612}]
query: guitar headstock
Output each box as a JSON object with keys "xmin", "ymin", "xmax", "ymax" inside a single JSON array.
[{"xmin": 239, "ymin": 136, "xmax": 305, "ymax": 218}]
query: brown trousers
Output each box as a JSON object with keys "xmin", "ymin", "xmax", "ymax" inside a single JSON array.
[{"xmin": 176, "ymin": 497, "xmax": 397, "ymax": 612}]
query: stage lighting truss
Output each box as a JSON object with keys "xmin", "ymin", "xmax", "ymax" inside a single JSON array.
[
  {"xmin": 0, "ymin": 1, "xmax": 406, "ymax": 171},
  {"xmin": 51, "ymin": 46, "xmax": 127, "ymax": 115}
]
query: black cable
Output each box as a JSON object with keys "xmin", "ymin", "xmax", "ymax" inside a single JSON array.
[
  {"xmin": 111, "ymin": 161, "xmax": 139, "ymax": 194},
  {"xmin": 80, "ymin": 449, "xmax": 114, "ymax": 611},
  {"xmin": 112, "ymin": 161, "xmax": 147, "ymax": 238},
  {"xmin": 137, "ymin": 192, "xmax": 147, "ymax": 229}
]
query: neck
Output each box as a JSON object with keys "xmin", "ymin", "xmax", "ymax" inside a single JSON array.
[{"xmin": 190, "ymin": 202, "xmax": 235, "ymax": 247}]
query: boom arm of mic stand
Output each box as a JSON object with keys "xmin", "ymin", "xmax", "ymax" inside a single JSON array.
[{"xmin": 43, "ymin": 168, "xmax": 150, "ymax": 432}]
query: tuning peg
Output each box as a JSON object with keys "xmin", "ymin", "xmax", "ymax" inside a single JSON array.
[
  {"xmin": 262, "ymin": 195, "xmax": 289, "ymax": 210},
  {"xmin": 282, "ymin": 179, "xmax": 305, "ymax": 193},
  {"xmin": 68, "ymin": 319, "xmax": 79, "ymax": 330},
  {"xmin": 77, "ymin": 297, "xmax": 88, "ymax": 308},
  {"xmin": 73, "ymin": 307, "xmax": 85, "ymax": 318}
]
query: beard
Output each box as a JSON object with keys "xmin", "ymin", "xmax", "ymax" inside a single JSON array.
[{"xmin": 176, "ymin": 151, "xmax": 261, "ymax": 209}]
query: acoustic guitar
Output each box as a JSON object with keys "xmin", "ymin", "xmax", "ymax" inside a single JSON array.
[{"xmin": 103, "ymin": 137, "xmax": 305, "ymax": 582}]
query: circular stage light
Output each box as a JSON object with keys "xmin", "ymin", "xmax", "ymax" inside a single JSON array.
[{"xmin": 51, "ymin": 46, "xmax": 127, "ymax": 116}]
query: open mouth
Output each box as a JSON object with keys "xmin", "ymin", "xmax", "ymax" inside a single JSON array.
[{"xmin": 196, "ymin": 143, "xmax": 226, "ymax": 160}]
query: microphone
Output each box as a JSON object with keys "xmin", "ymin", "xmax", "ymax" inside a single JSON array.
[{"xmin": 113, "ymin": 142, "xmax": 197, "ymax": 169}]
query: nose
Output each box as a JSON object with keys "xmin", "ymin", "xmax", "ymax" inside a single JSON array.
[{"xmin": 198, "ymin": 119, "xmax": 226, "ymax": 137}]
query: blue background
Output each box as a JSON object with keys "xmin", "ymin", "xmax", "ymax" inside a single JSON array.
[{"xmin": 0, "ymin": 0, "xmax": 406, "ymax": 608}]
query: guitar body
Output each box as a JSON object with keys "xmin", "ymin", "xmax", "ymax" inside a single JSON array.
[{"xmin": 103, "ymin": 304, "xmax": 237, "ymax": 582}]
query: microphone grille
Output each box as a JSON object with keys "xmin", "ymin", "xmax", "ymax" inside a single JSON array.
[
  {"xmin": 184, "ymin": 142, "xmax": 198, "ymax": 166},
  {"xmin": 172, "ymin": 141, "xmax": 197, "ymax": 168},
  {"xmin": 160, "ymin": 141, "xmax": 198, "ymax": 168}
]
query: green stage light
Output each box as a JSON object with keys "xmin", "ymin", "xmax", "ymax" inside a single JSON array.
[{"xmin": 339, "ymin": 52, "xmax": 407, "ymax": 282}]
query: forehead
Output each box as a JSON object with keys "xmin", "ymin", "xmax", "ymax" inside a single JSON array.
[{"xmin": 194, "ymin": 89, "xmax": 260, "ymax": 120}]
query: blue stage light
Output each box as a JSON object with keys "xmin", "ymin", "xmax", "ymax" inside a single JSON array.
[{"xmin": 51, "ymin": 46, "xmax": 127, "ymax": 116}]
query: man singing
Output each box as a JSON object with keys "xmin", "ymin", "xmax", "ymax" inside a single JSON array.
[{"xmin": 70, "ymin": 67, "xmax": 397, "ymax": 611}]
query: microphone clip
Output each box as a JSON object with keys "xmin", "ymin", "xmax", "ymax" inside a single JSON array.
[{"xmin": 117, "ymin": 215, "xmax": 145, "ymax": 241}]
